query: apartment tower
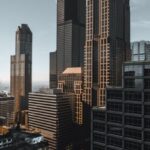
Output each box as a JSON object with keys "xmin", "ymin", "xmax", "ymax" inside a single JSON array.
[
  {"xmin": 83, "ymin": 0, "xmax": 130, "ymax": 107},
  {"xmin": 11, "ymin": 24, "xmax": 32, "ymax": 112},
  {"xmin": 50, "ymin": 0, "xmax": 86, "ymax": 88}
]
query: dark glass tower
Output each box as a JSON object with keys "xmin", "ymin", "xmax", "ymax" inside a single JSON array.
[
  {"xmin": 50, "ymin": 0, "xmax": 86, "ymax": 88},
  {"xmin": 91, "ymin": 61, "xmax": 150, "ymax": 150},
  {"xmin": 11, "ymin": 24, "xmax": 32, "ymax": 113}
]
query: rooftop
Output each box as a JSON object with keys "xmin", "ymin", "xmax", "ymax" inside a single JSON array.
[{"xmin": 63, "ymin": 67, "xmax": 81, "ymax": 74}]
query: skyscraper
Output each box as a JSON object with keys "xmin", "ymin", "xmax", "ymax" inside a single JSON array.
[
  {"xmin": 83, "ymin": 0, "xmax": 130, "ymax": 107},
  {"xmin": 131, "ymin": 41, "xmax": 150, "ymax": 61},
  {"xmin": 50, "ymin": 0, "xmax": 86, "ymax": 88},
  {"xmin": 10, "ymin": 24, "xmax": 32, "ymax": 113}
]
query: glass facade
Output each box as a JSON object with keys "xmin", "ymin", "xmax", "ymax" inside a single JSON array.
[
  {"xmin": 91, "ymin": 62, "xmax": 150, "ymax": 150},
  {"xmin": 131, "ymin": 41, "xmax": 150, "ymax": 61}
]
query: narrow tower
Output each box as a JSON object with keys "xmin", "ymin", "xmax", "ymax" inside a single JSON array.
[{"xmin": 11, "ymin": 24, "xmax": 32, "ymax": 113}]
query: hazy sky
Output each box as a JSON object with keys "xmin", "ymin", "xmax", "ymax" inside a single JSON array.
[{"xmin": 0, "ymin": 0, "xmax": 150, "ymax": 83}]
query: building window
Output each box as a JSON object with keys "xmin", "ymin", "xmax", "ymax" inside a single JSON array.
[
  {"xmin": 144, "ymin": 92, "xmax": 150, "ymax": 102},
  {"xmin": 107, "ymin": 102, "xmax": 122, "ymax": 112},
  {"xmin": 93, "ymin": 144, "xmax": 105, "ymax": 150},
  {"xmin": 145, "ymin": 118, "xmax": 150, "ymax": 128},
  {"xmin": 125, "ymin": 116, "xmax": 141, "ymax": 127},
  {"xmin": 144, "ymin": 79, "xmax": 150, "ymax": 89},
  {"xmin": 124, "ymin": 79, "xmax": 135, "ymax": 88},
  {"xmin": 93, "ymin": 122, "xmax": 105, "ymax": 132},
  {"xmin": 125, "ymin": 91, "xmax": 142, "ymax": 101},
  {"xmin": 144, "ymin": 69, "xmax": 150, "ymax": 76},
  {"xmin": 125, "ymin": 104, "xmax": 142, "ymax": 114},
  {"xmin": 144, "ymin": 131, "xmax": 150, "ymax": 142},
  {"xmin": 144, "ymin": 105, "xmax": 150, "ymax": 115},
  {"xmin": 124, "ymin": 140, "xmax": 141, "ymax": 150},
  {"xmin": 144, "ymin": 144, "xmax": 150, "ymax": 150},
  {"xmin": 107, "ymin": 90, "xmax": 122, "ymax": 100},
  {"xmin": 124, "ymin": 71, "xmax": 135, "ymax": 77},
  {"xmin": 107, "ymin": 136, "xmax": 122, "ymax": 148},
  {"xmin": 107, "ymin": 113, "xmax": 122, "ymax": 124},
  {"xmin": 107, "ymin": 125, "xmax": 122, "ymax": 136},
  {"xmin": 93, "ymin": 133, "xmax": 105, "ymax": 143},
  {"xmin": 93, "ymin": 111, "xmax": 105, "ymax": 121},
  {"xmin": 124, "ymin": 128, "xmax": 142, "ymax": 140}
]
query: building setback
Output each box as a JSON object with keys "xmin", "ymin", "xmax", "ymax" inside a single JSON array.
[
  {"xmin": 10, "ymin": 24, "xmax": 32, "ymax": 112},
  {"xmin": 50, "ymin": 0, "xmax": 86, "ymax": 88},
  {"xmin": 28, "ymin": 89, "xmax": 74, "ymax": 150},
  {"xmin": 131, "ymin": 41, "xmax": 150, "ymax": 61},
  {"xmin": 58, "ymin": 67, "xmax": 83, "ymax": 125},
  {"xmin": 91, "ymin": 61, "xmax": 150, "ymax": 150},
  {"xmin": 83, "ymin": 0, "xmax": 130, "ymax": 107}
]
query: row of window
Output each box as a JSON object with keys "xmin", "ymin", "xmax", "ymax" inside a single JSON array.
[
  {"xmin": 94, "ymin": 114, "xmax": 150, "ymax": 128},
  {"xmin": 124, "ymin": 69, "xmax": 150, "ymax": 77}
]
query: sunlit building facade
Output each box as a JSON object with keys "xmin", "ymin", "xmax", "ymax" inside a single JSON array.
[
  {"xmin": 58, "ymin": 67, "xmax": 83, "ymax": 125},
  {"xmin": 10, "ymin": 24, "xmax": 32, "ymax": 112},
  {"xmin": 83, "ymin": 0, "xmax": 130, "ymax": 107}
]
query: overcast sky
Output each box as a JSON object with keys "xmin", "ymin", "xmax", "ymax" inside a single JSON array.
[{"xmin": 0, "ymin": 0, "xmax": 149, "ymax": 83}]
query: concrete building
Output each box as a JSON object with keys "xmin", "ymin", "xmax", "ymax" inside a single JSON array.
[
  {"xmin": 131, "ymin": 41, "xmax": 150, "ymax": 61},
  {"xmin": 28, "ymin": 89, "xmax": 74, "ymax": 150},
  {"xmin": 58, "ymin": 67, "xmax": 83, "ymax": 125},
  {"xmin": 0, "ymin": 96, "xmax": 15, "ymax": 126},
  {"xmin": 91, "ymin": 61, "xmax": 150, "ymax": 150},
  {"xmin": 10, "ymin": 24, "xmax": 32, "ymax": 112},
  {"xmin": 50, "ymin": 0, "xmax": 86, "ymax": 88},
  {"xmin": 83, "ymin": 0, "xmax": 130, "ymax": 107}
]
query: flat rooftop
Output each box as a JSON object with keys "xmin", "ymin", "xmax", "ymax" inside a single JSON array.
[{"xmin": 63, "ymin": 67, "xmax": 81, "ymax": 74}]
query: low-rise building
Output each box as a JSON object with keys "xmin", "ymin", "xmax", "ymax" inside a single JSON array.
[{"xmin": 0, "ymin": 95, "xmax": 15, "ymax": 126}]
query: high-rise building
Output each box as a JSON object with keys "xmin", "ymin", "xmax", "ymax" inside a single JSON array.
[
  {"xmin": 91, "ymin": 61, "xmax": 150, "ymax": 150},
  {"xmin": 131, "ymin": 41, "xmax": 150, "ymax": 61},
  {"xmin": 0, "ymin": 96, "xmax": 15, "ymax": 126},
  {"xmin": 50, "ymin": 0, "xmax": 86, "ymax": 88},
  {"xmin": 10, "ymin": 24, "xmax": 32, "ymax": 112},
  {"xmin": 83, "ymin": 0, "xmax": 130, "ymax": 107},
  {"xmin": 28, "ymin": 89, "xmax": 74, "ymax": 150},
  {"xmin": 58, "ymin": 67, "xmax": 83, "ymax": 125}
]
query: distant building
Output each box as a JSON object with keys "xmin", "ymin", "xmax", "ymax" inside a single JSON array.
[
  {"xmin": 10, "ymin": 24, "xmax": 32, "ymax": 112},
  {"xmin": 50, "ymin": 0, "xmax": 86, "ymax": 88},
  {"xmin": 0, "ymin": 128, "xmax": 49, "ymax": 150},
  {"xmin": 0, "ymin": 96, "xmax": 15, "ymax": 126},
  {"xmin": 58, "ymin": 67, "xmax": 83, "ymax": 125},
  {"xmin": 91, "ymin": 61, "xmax": 150, "ymax": 150},
  {"xmin": 131, "ymin": 41, "xmax": 150, "ymax": 61},
  {"xmin": 28, "ymin": 89, "xmax": 74, "ymax": 150}
]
